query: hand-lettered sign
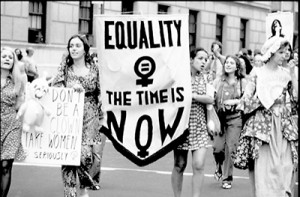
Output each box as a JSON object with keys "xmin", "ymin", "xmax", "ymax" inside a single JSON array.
[
  {"xmin": 95, "ymin": 14, "xmax": 192, "ymax": 166},
  {"xmin": 17, "ymin": 87, "xmax": 84, "ymax": 166}
]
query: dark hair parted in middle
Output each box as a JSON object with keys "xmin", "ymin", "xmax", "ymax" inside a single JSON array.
[
  {"xmin": 65, "ymin": 34, "xmax": 92, "ymax": 67},
  {"xmin": 190, "ymin": 47, "xmax": 208, "ymax": 59}
]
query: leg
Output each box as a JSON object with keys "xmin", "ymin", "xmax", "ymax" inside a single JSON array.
[
  {"xmin": 171, "ymin": 149, "xmax": 188, "ymax": 197},
  {"xmin": 77, "ymin": 145, "xmax": 97, "ymax": 196},
  {"xmin": 88, "ymin": 144, "xmax": 102, "ymax": 190},
  {"xmin": 97, "ymin": 133, "xmax": 107, "ymax": 187},
  {"xmin": 191, "ymin": 147, "xmax": 207, "ymax": 197},
  {"xmin": 1, "ymin": 159, "xmax": 14, "ymax": 197},
  {"xmin": 61, "ymin": 165, "xmax": 77, "ymax": 197},
  {"xmin": 212, "ymin": 133, "xmax": 225, "ymax": 181},
  {"xmin": 222, "ymin": 116, "xmax": 242, "ymax": 187}
]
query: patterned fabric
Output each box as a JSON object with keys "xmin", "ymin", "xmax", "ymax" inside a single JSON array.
[
  {"xmin": 214, "ymin": 77, "xmax": 245, "ymax": 122},
  {"xmin": 232, "ymin": 136, "xmax": 262, "ymax": 170},
  {"xmin": 1, "ymin": 76, "xmax": 25, "ymax": 160},
  {"xmin": 61, "ymin": 145, "xmax": 100, "ymax": 197},
  {"xmin": 52, "ymin": 62, "xmax": 103, "ymax": 196},
  {"xmin": 52, "ymin": 62, "xmax": 103, "ymax": 145},
  {"xmin": 234, "ymin": 79, "xmax": 298, "ymax": 169},
  {"xmin": 177, "ymin": 73, "xmax": 211, "ymax": 150}
]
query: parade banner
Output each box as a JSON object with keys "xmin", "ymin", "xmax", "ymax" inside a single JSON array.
[
  {"xmin": 17, "ymin": 86, "xmax": 84, "ymax": 166},
  {"xmin": 95, "ymin": 14, "xmax": 191, "ymax": 166},
  {"xmin": 266, "ymin": 11, "xmax": 294, "ymax": 47}
]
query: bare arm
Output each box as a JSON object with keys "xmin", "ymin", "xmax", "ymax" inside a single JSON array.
[
  {"xmin": 16, "ymin": 84, "xmax": 26, "ymax": 110},
  {"xmin": 193, "ymin": 94, "xmax": 214, "ymax": 104},
  {"xmin": 288, "ymin": 60, "xmax": 298, "ymax": 100},
  {"xmin": 214, "ymin": 51, "xmax": 226, "ymax": 65}
]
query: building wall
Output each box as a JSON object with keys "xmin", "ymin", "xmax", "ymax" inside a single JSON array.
[
  {"xmin": 93, "ymin": 1, "xmax": 271, "ymax": 55},
  {"xmin": 1, "ymin": 1, "xmax": 297, "ymax": 76},
  {"xmin": 1, "ymin": 1, "xmax": 80, "ymax": 76}
]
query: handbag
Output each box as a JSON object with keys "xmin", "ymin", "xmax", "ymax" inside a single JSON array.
[
  {"xmin": 206, "ymin": 104, "xmax": 221, "ymax": 136},
  {"xmin": 232, "ymin": 136, "xmax": 251, "ymax": 170},
  {"xmin": 205, "ymin": 77, "xmax": 221, "ymax": 136}
]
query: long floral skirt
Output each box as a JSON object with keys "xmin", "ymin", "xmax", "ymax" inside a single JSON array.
[
  {"xmin": 61, "ymin": 144, "xmax": 102, "ymax": 197},
  {"xmin": 248, "ymin": 116, "xmax": 296, "ymax": 197}
]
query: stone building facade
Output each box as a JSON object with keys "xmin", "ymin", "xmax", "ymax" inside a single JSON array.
[{"xmin": 1, "ymin": 1, "xmax": 298, "ymax": 74}]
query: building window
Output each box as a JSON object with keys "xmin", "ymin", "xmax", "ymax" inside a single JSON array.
[
  {"xmin": 122, "ymin": 0, "xmax": 134, "ymax": 14},
  {"xmin": 79, "ymin": 1, "xmax": 93, "ymax": 35},
  {"xmin": 189, "ymin": 10, "xmax": 198, "ymax": 52},
  {"xmin": 28, "ymin": 1, "xmax": 46, "ymax": 43},
  {"xmin": 216, "ymin": 15, "xmax": 224, "ymax": 43},
  {"xmin": 158, "ymin": 4, "xmax": 169, "ymax": 14},
  {"xmin": 293, "ymin": 12, "xmax": 298, "ymax": 48},
  {"xmin": 240, "ymin": 19, "xmax": 248, "ymax": 49},
  {"xmin": 100, "ymin": 3, "xmax": 105, "ymax": 14}
]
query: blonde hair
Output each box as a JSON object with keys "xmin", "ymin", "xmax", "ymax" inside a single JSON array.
[{"xmin": 1, "ymin": 46, "xmax": 25, "ymax": 96}]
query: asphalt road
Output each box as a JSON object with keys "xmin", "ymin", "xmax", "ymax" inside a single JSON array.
[{"xmin": 10, "ymin": 140, "xmax": 298, "ymax": 197}]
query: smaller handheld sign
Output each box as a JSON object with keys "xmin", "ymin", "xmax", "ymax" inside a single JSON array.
[
  {"xmin": 96, "ymin": 14, "xmax": 192, "ymax": 166},
  {"xmin": 266, "ymin": 11, "xmax": 294, "ymax": 47},
  {"xmin": 18, "ymin": 85, "xmax": 84, "ymax": 166}
]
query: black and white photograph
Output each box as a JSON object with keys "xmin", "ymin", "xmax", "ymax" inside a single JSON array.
[{"xmin": 1, "ymin": 1, "xmax": 298, "ymax": 197}]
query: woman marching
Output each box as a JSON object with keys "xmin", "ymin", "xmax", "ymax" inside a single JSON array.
[
  {"xmin": 1, "ymin": 46, "xmax": 27, "ymax": 197},
  {"xmin": 171, "ymin": 47, "xmax": 214, "ymax": 197},
  {"xmin": 51, "ymin": 34, "xmax": 103, "ymax": 197},
  {"xmin": 235, "ymin": 36, "xmax": 298, "ymax": 197},
  {"xmin": 212, "ymin": 55, "xmax": 247, "ymax": 189}
]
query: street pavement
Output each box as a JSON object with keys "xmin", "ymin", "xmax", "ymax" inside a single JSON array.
[{"xmin": 10, "ymin": 140, "xmax": 298, "ymax": 197}]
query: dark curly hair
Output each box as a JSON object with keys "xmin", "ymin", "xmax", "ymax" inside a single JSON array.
[
  {"xmin": 190, "ymin": 47, "xmax": 208, "ymax": 59},
  {"xmin": 65, "ymin": 34, "xmax": 92, "ymax": 67},
  {"xmin": 223, "ymin": 55, "xmax": 244, "ymax": 79},
  {"xmin": 237, "ymin": 54, "xmax": 252, "ymax": 75}
]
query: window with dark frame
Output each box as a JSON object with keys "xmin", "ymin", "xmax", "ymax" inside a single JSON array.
[
  {"xmin": 122, "ymin": 0, "xmax": 134, "ymax": 14},
  {"xmin": 79, "ymin": 1, "xmax": 93, "ymax": 35},
  {"xmin": 240, "ymin": 19, "xmax": 248, "ymax": 49},
  {"xmin": 293, "ymin": 12, "xmax": 298, "ymax": 48},
  {"xmin": 158, "ymin": 4, "xmax": 169, "ymax": 14},
  {"xmin": 216, "ymin": 14, "xmax": 224, "ymax": 43},
  {"xmin": 28, "ymin": 1, "xmax": 46, "ymax": 43},
  {"xmin": 189, "ymin": 10, "xmax": 198, "ymax": 53}
]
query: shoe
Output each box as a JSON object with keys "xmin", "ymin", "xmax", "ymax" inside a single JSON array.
[
  {"xmin": 214, "ymin": 169, "xmax": 222, "ymax": 181},
  {"xmin": 222, "ymin": 182, "xmax": 232, "ymax": 189},
  {"xmin": 87, "ymin": 185, "xmax": 101, "ymax": 190}
]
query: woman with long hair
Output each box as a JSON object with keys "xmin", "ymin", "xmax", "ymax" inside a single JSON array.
[
  {"xmin": 212, "ymin": 55, "xmax": 247, "ymax": 189},
  {"xmin": 1, "ymin": 46, "xmax": 27, "ymax": 197},
  {"xmin": 269, "ymin": 19, "xmax": 285, "ymax": 39},
  {"xmin": 52, "ymin": 34, "xmax": 103, "ymax": 197}
]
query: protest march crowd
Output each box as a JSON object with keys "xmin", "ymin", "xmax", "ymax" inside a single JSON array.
[{"xmin": 1, "ymin": 13, "xmax": 299, "ymax": 197}]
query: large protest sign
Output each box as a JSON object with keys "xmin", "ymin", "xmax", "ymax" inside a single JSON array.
[
  {"xmin": 17, "ymin": 87, "xmax": 84, "ymax": 166},
  {"xmin": 95, "ymin": 14, "xmax": 192, "ymax": 166},
  {"xmin": 266, "ymin": 11, "xmax": 294, "ymax": 47}
]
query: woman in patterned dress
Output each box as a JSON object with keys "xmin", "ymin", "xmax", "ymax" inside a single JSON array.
[
  {"xmin": 51, "ymin": 34, "xmax": 103, "ymax": 197},
  {"xmin": 171, "ymin": 47, "xmax": 214, "ymax": 197},
  {"xmin": 1, "ymin": 46, "xmax": 27, "ymax": 197},
  {"xmin": 235, "ymin": 37, "xmax": 298, "ymax": 197}
]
